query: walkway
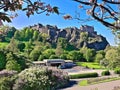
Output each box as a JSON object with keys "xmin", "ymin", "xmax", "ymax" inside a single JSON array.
[{"xmin": 61, "ymin": 79, "xmax": 120, "ymax": 90}]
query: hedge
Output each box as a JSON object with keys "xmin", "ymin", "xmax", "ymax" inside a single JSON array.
[
  {"xmin": 114, "ymin": 68, "xmax": 120, "ymax": 74},
  {"xmin": 101, "ymin": 70, "xmax": 110, "ymax": 76},
  {"xmin": 69, "ymin": 72, "xmax": 98, "ymax": 79}
]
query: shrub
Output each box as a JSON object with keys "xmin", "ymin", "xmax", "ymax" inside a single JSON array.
[
  {"xmin": 13, "ymin": 66, "xmax": 69, "ymax": 90},
  {"xmin": 0, "ymin": 70, "xmax": 17, "ymax": 90},
  {"xmin": 114, "ymin": 68, "xmax": 120, "ymax": 74},
  {"xmin": 0, "ymin": 76, "xmax": 16, "ymax": 90},
  {"xmin": 70, "ymin": 72, "xmax": 98, "ymax": 79},
  {"xmin": 101, "ymin": 70, "xmax": 110, "ymax": 76},
  {"xmin": 0, "ymin": 70, "xmax": 17, "ymax": 77}
]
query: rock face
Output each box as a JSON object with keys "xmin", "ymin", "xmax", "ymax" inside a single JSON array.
[{"xmin": 29, "ymin": 23, "xmax": 109, "ymax": 50}]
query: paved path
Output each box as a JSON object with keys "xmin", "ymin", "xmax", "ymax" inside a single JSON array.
[{"xmin": 61, "ymin": 80, "xmax": 120, "ymax": 90}]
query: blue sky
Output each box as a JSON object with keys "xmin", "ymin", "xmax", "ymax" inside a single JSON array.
[{"xmin": 4, "ymin": 0, "xmax": 116, "ymax": 46}]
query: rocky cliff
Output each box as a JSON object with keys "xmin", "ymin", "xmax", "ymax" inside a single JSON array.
[{"xmin": 29, "ymin": 23, "xmax": 109, "ymax": 50}]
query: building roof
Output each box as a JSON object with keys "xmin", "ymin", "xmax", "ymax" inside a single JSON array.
[
  {"xmin": 33, "ymin": 61, "xmax": 45, "ymax": 64},
  {"xmin": 43, "ymin": 59, "xmax": 65, "ymax": 63},
  {"xmin": 65, "ymin": 60, "xmax": 73, "ymax": 63}
]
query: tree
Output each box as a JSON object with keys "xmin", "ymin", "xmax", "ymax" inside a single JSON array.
[
  {"xmin": 17, "ymin": 42, "xmax": 25, "ymax": 52},
  {"xmin": 33, "ymin": 30, "xmax": 39, "ymax": 40},
  {"xmin": 6, "ymin": 60, "xmax": 21, "ymax": 72},
  {"xmin": 6, "ymin": 37, "xmax": 19, "ymax": 53},
  {"xmin": 0, "ymin": 50, "xmax": 6, "ymax": 70},
  {"xmin": 55, "ymin": 44, "xmax": 64, "ymax": 56},
  {"xmin": 38, "ymin": 55, "xmax": 46, "ymax": 61},
  {"xmin": 29, "ymin": 49, "xmax": 41, "ymax": 61},
  {"xmin": 6, "ymin": 52, "xmax": 14, "ymax": 61},
  {"xmin": 14, "ymin": 30, "xmax": 21, "ymax": 40},
  {"xmin": 6, "ymin": 52, "xmax": 26, "ymax": 70},
  {"xmin": 0, "ymin": 0, "xmax": 59, "ymax": 22},
  {"xmin": 95, "ymin": 53, "xmax": 104, "ymax": 63},
  {"xmin": 24, "ymin": 39, "xmax": 33, "ymax": 58},
  {"xmin": 95, "ymin": 50, "xmax": 105, "ymax": 63},
  {"xmin": 67, "ymin": 51, "xmax": 83, "ymax": 61},
  {"xmin": 6, "ymin": 27, "xmax": 16, "ymax": 38},
  {"xmin": 55, "ymin": 38, "xmax": 66, "ymax": 56},
  {"xmin": 71, "ymin": 0, "xmax": 120, "ymax": 30},
  {"xmin": 105, "ymin": 48, "xmax": 120, "ymax": 69},
  {"xmin": 5, "ymin": 52, "xmax": 21, "ymax": 72},
  {"xmin": 49, "ymin": 55, "xmax": 59, "ymax": 59},
  {"xmin": 43, "ymin": 49, "xmax": 55, "ymax": 59},
  {"xmin": 85, "ymin": 49, "xmax": 96, "ymax": 62}
]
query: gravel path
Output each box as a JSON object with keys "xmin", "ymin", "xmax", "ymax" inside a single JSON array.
[{"xmin": 61, "ymin": 80, "xmax": 120, "ymax": 90}]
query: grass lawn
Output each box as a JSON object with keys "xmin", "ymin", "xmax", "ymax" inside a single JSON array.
[
  {"xmin": 79, "ymin": 77, "xmax": 120, "ymax": 86},
  {"xmin": 0, "ymin": 42, "xmax": 9, "ymax": 48},
  {"xmin": 76, "ymin": 62, "xmax": 105, "ymax": 69}
]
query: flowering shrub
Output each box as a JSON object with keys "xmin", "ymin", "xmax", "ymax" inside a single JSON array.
[
  {"xmin": 0, "ymin": 70, "xmax": 17, "ymax": 90},
  {"xmin": 0, "ymin": 70, "xmax": 17, "ymax": 77},
  {"xmin": 13, "ymin": 66, "xmax": 69, "ymax": 90}
]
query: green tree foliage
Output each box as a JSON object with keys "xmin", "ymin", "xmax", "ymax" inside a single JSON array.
[
  {"xmin": 95, "ymin": 53, "xmax": 104, "ymax": 63},
  {"xmin": 105, "ymin": 48, "xmax": 120, "ymax": 69},
  {"xmin": 6, "ymin": 52, "xmax": 26, "ymax": 70},
  {"xmin": 85, "ymin": 49, "xmax": 96, "ymax": 62},
  {"xmin": 80, "ymin": 47, "xmax": 96, "ymax": 62},
  {"xmin": 40, "ymin": 33, "xmax": 49, "ymax": 43},
  {"xmin": 49, "ymin": 55, "xmax": 59, "ymax": 59},
  {"xmin": 6, "ymin": 60, "xmax": 21, "ymax": 72},
  {"xmin": 33, "ymin": 30, "xmax": 39, "ymax": 40},
  {"xmin": 16, "ymin": 55, "xmax": 26, "ymax": 70},
  {"xmin": 14, "ymin": 30, "xmax": 21, "ymax": 40},
  {"xmin": 38, "ymin": 55, "xmax": 46, "ymax": 61},
  {"xmin": 0, "ymin": 26, "xmax": 16, "ymax": 42},
  {"xmin": 55, "ymin": 38, "xmax": 67, "ymax": 56},
  {"xmin": 30, "ymin": 49, "xmax": 41, "ymax": 61},
  {"xmin": 25, "ymin": 28, "xmax": 33, "ymax": 41},
  {"xmin": 6, "ymin": 27, "xmax": 16, "ymax": 38},
  {"xmin": 100, "ymin": 59, "xmax": 109, "ymax": 68},
  {"xmin": 14, "ymin": 28, "xmax": 39, "ymax": 41},
  {"xmin": 6, "ymin": 38, "xmax": 19, "ymax": 53},
  {"xmin": 67, "ymin": 51, "xmax": 83, "ymax": 61},
  {"xmin": 17, "ymin": 42, "xmax": 25, "ymax": 52},
  {"xmin": 24, "ymin": 40, "xmax": 33, "ymax": 58},
  {"xmin": 42, "ymin": 49, "xmax": 55, "ymax": 59},
  {"xmin": 60, "ymin": 54, "xmax": 67, "ymax": 59},
  {"xmin": 6, "ymin": 52, "xmax": 14, "ymax": 61},
  {"xmin": 0, "ymin": 50, "xmax": 6, "ymax": 70},
  {"xmin": 55, "ymin": 44, "xmax": 63, "ymax": 56}
]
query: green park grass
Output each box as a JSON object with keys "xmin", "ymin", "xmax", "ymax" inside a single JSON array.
[
  {"xmin": 76, "ymin": 62, "xmax": 105, "ymax": 69},
  {"xmin": 79, "ymin": 77, "xmax": 120, "ymax": 86},
  {"xmin": 0, "ymin": 42, "xmax": 9, "ymax": 48}
]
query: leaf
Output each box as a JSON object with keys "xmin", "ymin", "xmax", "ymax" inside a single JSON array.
[
  {"xmin": 53, "ymin": 7, "xmax": 59, "ymax": 15},
  {"xmin": 0, "ymin": 15, "xmax": 11, "ymax": 22}
]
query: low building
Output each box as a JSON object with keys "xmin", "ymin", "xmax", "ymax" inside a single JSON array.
[
  {"xmin": 33, "ymin": 59, "xmax": 74, "ymax": 68},
  {"xmin": 33, "ymin": 61, "xmax": 46, "ymax": 66},
  {"xmin": 44, "ymin": 59, "xmax": 65, "ymax": 67}
]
